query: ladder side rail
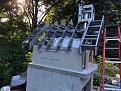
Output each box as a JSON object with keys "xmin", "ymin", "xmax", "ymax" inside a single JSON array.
[
  {"xmin": 80, "ymin": 21, "xmax": 91, "ymax": 46},
  {"xmin": 95, "ymin": 16, "xmax": 104, "ymax": 46},
  {"xmin": 117, "ymin": 26, "xmax": 121, "ymax": 88},
  {"xmin": 100, "ymin": 28, "xmax": 106, "ymax": 91},
  {"xmin": 119, "ymin": 42, "xmax": 121, "ymax": 88}
]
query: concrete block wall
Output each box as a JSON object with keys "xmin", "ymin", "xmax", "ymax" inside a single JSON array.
[
  {"xmin": 27, "ymin": 64, "xmax": 92, "ymax": 91},
  {"xmin": 32, "ymin": 45, "xmax": 93, "ymax": 72},
  {"xmin": 26, "ymin": 45, "xmax": 97, "ymax": 91}
]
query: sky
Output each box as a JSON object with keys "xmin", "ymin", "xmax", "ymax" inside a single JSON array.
[
  {"xmin": 17, "ymin": 0, "xmax": 46, "ymax": 22},
  {"xmin": 1, "ymin": 0, "xmax": 46, "ymax": 23}
]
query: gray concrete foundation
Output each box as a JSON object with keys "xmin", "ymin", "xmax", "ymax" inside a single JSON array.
[
  {"xmin": 26, "ymin": 63, "xmax": 96, "ymax": 91},
  {"xmin": 26, "ymin": 45, "xmax": 98, "ymax": 91}
]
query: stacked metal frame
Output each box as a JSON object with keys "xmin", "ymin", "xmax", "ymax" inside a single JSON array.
[
  {"xmin": 22, "ymin": 4, "xmax": 97, "ymax": 51},
  {"xmin": 22, "ymin": 3, "xmax": 106, "ymax": 91},
  {"xmin": 22, "ymin": 23, "xmax": 50, "ymax": 49}
]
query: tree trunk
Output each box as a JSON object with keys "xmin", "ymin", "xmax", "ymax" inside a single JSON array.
[{"xmin": 32, "ymin": 0, "xmax": 39, "ymax": 30}]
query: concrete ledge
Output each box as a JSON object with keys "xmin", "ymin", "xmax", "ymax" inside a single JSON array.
[{"xmin": 28, "ymin": 63, "xmax": 97, "ymax": 79}]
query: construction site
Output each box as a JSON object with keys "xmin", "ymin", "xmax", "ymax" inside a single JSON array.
[{"xmin": 1, "ymin": 0, "xmax": 121, "ymax": 91}]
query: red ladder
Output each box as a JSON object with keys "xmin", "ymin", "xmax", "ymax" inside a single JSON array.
[{"xmin": 100, "ymin": 25, "xmax": 121, "ymax": 91}]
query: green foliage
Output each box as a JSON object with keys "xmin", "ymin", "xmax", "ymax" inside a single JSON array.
[
  {"xmin": 93, "ymin": 55, "xmax": 102, "ymax": 87},
  {"xmin": 25, "ymin": 52, "xmax": 32, "ymax": 62},
  {"xmin": 0, "ymin": 11, "xmax": 31, "ymax": 88},
  {"xmin": 38, "ymin": 33, "xmax": 46, "ymax": 42},
  {"xmin": 88, "ymin": 1, "xmax": 121, "ymax": 24},
  {"xmin": 93, "ymin": 55, "xmax": 119, "ymax": 87},
  {"xmin": 0, "ymin": 39, "xmax": 30, "ymax": 87},
  {"xmin": 0, "ymin": 61, "xmax": 13, "ymax": 87},
  {"xmin": 44, "ymin": 0, "xmax": 78, "ymax": 24},
  {"xmin": 44, "ymin": 0, "xmax": 121, "ymax": 25}
]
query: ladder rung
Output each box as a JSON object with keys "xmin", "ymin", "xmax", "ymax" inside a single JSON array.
[
  {"xmin": 106, "ymin": 58, "xmax": 119, "ymax": 60},
  {"xmin": 105, "ymin": 67, "xmax": 119, "ymax": 70},
  {"xmin": 106, "ymin": 77, "xmax": 120, "ymax": 80},
  {"xmin": 105, "ymin": 48, "xmax": 119, "ymax": 50},
  {"xmin": 106, "ymin": 39, "xmax": 119, "ymax": 41},
  {"xmin": 106, "ymin": 37, "xmax": 118, "ymax": 39},
  {"xmin": 106, "ymin": 24, "xmax": 118, "ymax": 28},
  {"xmin": 93, "ymin": 31, "xmax": 100, "ymax": 34},
  {"xmin": 105, "ymin": 61, "xmax": 121, "ymax": 64},
  {"xmin": 104, "ymin": 88, "xmax": 121, "ymax": 90},
  {"xmin": 85, "ymin": 35, "xmax": 98, "ymax": 37},
  {"xmin": 105, "ymin": 84, "xmax": 120, "ymax": 87},
  {"xmin": 82, "ymin": 44, "xmax": 97, "ymax": 47},
  {"xmin": 84, "ymin": 38, "xmax": 97, "ymax": 40},
  {"xmin": 89, "ymin": 25, "xmax": 100, "ymax": 27},
  {"xmin": 83, "ymin": 11, "xmax": 92, "ymax": 13}
]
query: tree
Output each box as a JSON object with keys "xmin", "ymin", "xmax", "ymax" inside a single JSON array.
[
  {"xmin": 21, "ymin": 0, "xmax": 62, "ymax": 29},
  {"xmin": 43, "ymin": 0, "xmax": 121, "ymax": 25},
  {"xmin": 43, "ymin": 0, "xmax": 78, "ymax": 24},
  {"xmin": 21, "ymin": 0, "xmax": 39, "ymax": 29},
  {"xmin": 87, "ymin": 0, "xmax": 121, "ymax": 24},
  {"xmin": 18, "ymin": 0, "xmax": 48, "ymax": 30},
  {"xmin": 0, "ymin": 0, "xmax": 30, "ymax": 87}
]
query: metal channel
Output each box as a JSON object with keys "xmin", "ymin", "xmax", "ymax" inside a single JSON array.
[
  {"xmin": 56, "ymin": 20, "xmax": 75, "ymax": 50},
  {"xmin": 22, "ymin": 23, "xmax": 46, "ymax": 49},
  {"xmin": 46, "ymin": 20, "xmax": 66, "ymax": 49},
  {"xmin": 30, "ymin": 23, "xmax": 50, "ymax": 49},
  {"xmin": 37, "ymin": 21, "xmax": 59, "ymax": 49},
  {"xmin": 31, "ymin": 23, "xmax": 45, "ymax": 35}
]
